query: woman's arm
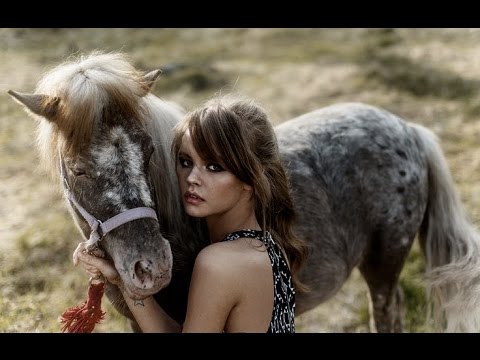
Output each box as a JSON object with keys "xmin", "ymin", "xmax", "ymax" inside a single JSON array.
[
  {"xmin": 73, "ymin": 241, "xmax": 241, "ymax": 333},
  {"xmin": 73, "ymin": 242, "xmax": 181, "ymax": 333},
  {"xmin": 181, "ymin": 244, "xmax": 239, "ymax": 332},
  {"xmin": 122, "ymin": 293, "xmax": 181, "ymax": 333}
]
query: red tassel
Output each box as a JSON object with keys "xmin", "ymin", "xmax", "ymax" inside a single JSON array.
[{"xmin": 60, "ymin": 280, "xmax": 106, "ymax": 333}]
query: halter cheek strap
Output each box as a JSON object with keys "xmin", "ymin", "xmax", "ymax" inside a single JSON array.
[{"xmin": 59, "ymin": 156, "xmax": 158, "ymax": 252}]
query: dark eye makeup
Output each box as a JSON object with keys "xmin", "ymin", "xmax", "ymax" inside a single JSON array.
[{"xmin": 177, "ymin": 154, "xmax": 224, "ymax": 173}]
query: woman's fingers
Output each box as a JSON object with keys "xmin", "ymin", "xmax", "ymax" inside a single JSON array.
[
  {"xmin": 73, "ymin": 244, "xmax": 121, "ymax": 285},
  {"xmin": 72, "ymin": 241, "xmax": 87, "ymax": 266},
  {"xmin": 73, "ymin": 242, "xmax": 109, "ymax": 272}
]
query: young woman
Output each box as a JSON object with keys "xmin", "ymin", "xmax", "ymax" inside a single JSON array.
[{"xmin": 73, "ymin": 94, "xmax": 308, "ymax": 333}]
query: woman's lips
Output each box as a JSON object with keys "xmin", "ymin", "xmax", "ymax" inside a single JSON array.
[{"xmin": 184, "ymin": 191, "xmax": 204, "ymax": 205}]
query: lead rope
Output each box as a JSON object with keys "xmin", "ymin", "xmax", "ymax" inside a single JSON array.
[{"xmin": 60, "ymin": 274, "xmax": 107, "ymax": 333}]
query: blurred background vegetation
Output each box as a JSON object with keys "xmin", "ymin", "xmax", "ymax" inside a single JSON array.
[{"xmin": 1, "ymin": 28, "xmax": 479, "ymax": 332}]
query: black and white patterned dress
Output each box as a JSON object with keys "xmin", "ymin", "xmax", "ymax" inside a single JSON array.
[{"xmin": 222, "ymin": 229, "xmax": 295, "ymax": 333}]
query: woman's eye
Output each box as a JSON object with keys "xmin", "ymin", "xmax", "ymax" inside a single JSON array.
[
  {"xmin": 207, "ymin": 163, "xmax": 224, "ymax": 172},
  {"xmin": 179, "ymin": 157, "xmax": 192, "ymax": 168}
]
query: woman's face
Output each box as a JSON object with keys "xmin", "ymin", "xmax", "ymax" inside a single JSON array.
[{"xmin": 175, "ymin": 130, "xmax": 251, "ymax": 219}]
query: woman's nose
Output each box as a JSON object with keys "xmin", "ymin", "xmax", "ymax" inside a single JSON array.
[{"xmin": 186, "ymin": 166, "xmax": 201, "ymax": 186}]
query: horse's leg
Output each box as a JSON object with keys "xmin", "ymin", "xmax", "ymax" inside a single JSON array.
[
  {"xmin": 296, "ymin": 242, "xmax": 351, "ymax": 316},
  {"xmin": 358, "ymin": 234, "xmax": 414, "ymax": 332}
]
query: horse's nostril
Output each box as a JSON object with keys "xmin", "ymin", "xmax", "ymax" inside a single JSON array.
[
  {"xmin": 129, "ymin": 257, "xmax": 171, "ymax": 291},
  {"xmin": 133, "ymin": 259, "xmax": 154, "ymax": 289}
]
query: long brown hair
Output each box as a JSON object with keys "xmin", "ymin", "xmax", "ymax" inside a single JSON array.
[{"xmin": 172, "ymin": 94, "xmax": 309, "ymax": 293}]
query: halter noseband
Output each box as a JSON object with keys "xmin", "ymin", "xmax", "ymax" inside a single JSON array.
[{"xmin": 59, "ymin": 156, "xmax": 158, "ymax": 253}]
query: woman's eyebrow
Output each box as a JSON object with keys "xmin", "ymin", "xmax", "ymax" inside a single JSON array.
[{"xmin": 177, "ymin": 151, "xmax": 191, "ymax": 158}]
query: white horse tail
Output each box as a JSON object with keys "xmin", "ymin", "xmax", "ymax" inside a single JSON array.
[{"xmin": 411, "ymin": 123, "xmax": 480, "ymax": 332}]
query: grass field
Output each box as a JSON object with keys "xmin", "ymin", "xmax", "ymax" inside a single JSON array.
[{"xmin": 1, "ymin": 28, "xmax": 480, "ymax": 332}]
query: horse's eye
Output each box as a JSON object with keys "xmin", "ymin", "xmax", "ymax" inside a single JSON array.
[
  {"xmin": 145, "ymin": 143, "xmax": 154, "ymax": 164},
  {"xmin": 73, "ymin": 169, "xmax": 87, "ymax": 177},
  {"xmin": 148, "ymin": 143, "xmax": 155, "ymax": 159}
]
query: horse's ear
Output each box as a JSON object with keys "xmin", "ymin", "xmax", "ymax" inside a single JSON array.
[
  {"xmin": 142, "ymin": 70, "xmax": 162, "ymax": 93},
  {"xmin": 8, "ymin": 90, "xmax": 60, "ymax": 121}
]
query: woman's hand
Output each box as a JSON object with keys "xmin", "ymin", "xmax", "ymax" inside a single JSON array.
[{"xmin": 73, "ymin": 241, "xmax": 122, "ymax": 287}]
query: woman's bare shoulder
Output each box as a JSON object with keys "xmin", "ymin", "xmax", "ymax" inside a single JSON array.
[{"xmin": 195, "ymin": 238, "xmax": 268, "ymax": 276}]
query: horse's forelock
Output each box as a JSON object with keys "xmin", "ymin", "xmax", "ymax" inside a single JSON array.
[{"xmin": 36, "ymin": 52, "xmax": 148, "ymax": 176}]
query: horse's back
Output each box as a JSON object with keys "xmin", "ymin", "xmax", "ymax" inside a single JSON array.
[{"xmin": 276, "ymin": 103, "xmax": 429, "ymax": 314}]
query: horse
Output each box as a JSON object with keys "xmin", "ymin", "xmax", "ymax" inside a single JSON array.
[{"xmin": 8, "ymin": 51, "xmax": 480, "ymax": 332}]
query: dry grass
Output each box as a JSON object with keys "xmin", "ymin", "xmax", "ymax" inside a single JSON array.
[{"xmin": 1, "ymin": 28, "xmax": 479, "ymax": 333}]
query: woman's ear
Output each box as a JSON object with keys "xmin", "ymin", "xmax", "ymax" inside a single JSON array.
[{"xmin": 243, "ymin": 183, "xmax": 253, "ymax": 193}]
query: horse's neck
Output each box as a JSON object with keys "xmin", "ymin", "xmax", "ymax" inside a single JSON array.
[
  {"xmin": 170, "ymin": 210, "xmax": 209, "ymax": 264},
  {"xmin": 143, "ymin": 97, "xmax": 210, "ymax": 324},
  {"xmin": 145, "ymin": 97, "xmax": 209, "ymax": 262},
  {"xmin": 155, "ymin": 214, "xmax": 208, "ymax": 324}
]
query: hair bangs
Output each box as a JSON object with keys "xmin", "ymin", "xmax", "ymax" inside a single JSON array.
[
  {"xmin": 188, "ymin": 113, "xmax": 226, "ymax": 168},
  {"xmin": 193, "ymin": 107, "xmax": 249, "ymax": 182}
]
